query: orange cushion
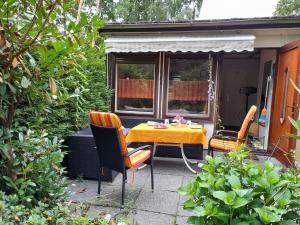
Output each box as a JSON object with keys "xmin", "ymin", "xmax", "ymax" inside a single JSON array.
[
  {"xmin": 210, "ymin": 138, "xmax": 238, "ymax": 151},
  {"xmin": 89, "ymin": 111, "xmax": 129, "ymax": 157},
  {"xmin": 125, "ymin": 148, "xmax": 151, "ymax": 168},
  {"xmin": 237, "ymin": 105, "xmax": 257, "ymax": 143}
]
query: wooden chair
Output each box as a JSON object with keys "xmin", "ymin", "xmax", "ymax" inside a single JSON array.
[
  {"xmin": 208, "ymin": 105, "xmax": 257, "ymax": 156},
  {"xmin": 89, "ymin": 112, "xmax": 154, "ymax": 205}
]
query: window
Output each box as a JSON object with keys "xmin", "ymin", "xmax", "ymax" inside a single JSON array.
[
  {"xmin": 115, "ymin": 63, "xmax": 155, "ymax": 114},
  {"xmin": 112, "ymin": 53, "xmax": 213, "ymax": 119},
  {"xmin": 166, "ymin": 58, "xmax": 210, "ymax": 117},
  {"xmin": 280, "ymin": 68, "xmax": 289, "ymax": 123}
]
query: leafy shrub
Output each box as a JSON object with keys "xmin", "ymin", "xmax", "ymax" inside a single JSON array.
[
  {"xmin": 0, "ymin": 191, "xmax": 123, "ymax": 225},
  {"xmin": 1, "ymin": 129, "xmax": 68, "ymax": 207},
  {"xmin": 178, "ymin": 149, "xmax": 300, "ymax": 224},
  {"xmin": 0, "ymin": 1, "xmax": 109, "ymax": 223}
]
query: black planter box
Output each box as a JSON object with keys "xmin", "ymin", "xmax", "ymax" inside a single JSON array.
[{"xmin": 65, "ymin": 128, "xmax": 118, "ymax": 182}]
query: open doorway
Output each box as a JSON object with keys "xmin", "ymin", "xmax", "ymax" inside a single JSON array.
[{"xmin": 218, "ymin": 49, "xmax": 277, "ymax": 151}]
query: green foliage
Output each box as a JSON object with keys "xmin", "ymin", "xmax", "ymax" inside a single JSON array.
[
  {"xmin": 1, "ymin": 129, "xmax": 68, "ymax": 207},
  {"xmin": 274, "ymin": 0, "xmax": 300, "ymax": 16},
  {"xmin": 85, "ymin": 0, "xmax": 203, "ymax": 22},
  {"xmin": 0, "ymin": 0, "xmax": 108, "ymax": 216},
  {"xmin": 178, "ymin": 149, "xmax": 300, "ymax": 224},
  {"xmin": 0, "ymin": 191, "xmax": 124, "ymax": 225},
  {"xmin": 288, "ymin": 79, "xmax": 300, "ymax": 142}
]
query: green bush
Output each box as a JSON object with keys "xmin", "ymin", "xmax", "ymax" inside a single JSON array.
[
  {"xmin": 0, "ymin": 0, "xmax": 110, "ymax": 223},
  {"xmin": 1, "ymin": 129, "xmax": 68, "ymax": 207},
  {"xmin": 0, "ymin": 191, "xmax": 119, "ymax": 225},
  {"xmin": 178, "ymin": 148, "xmax": 300, "ymax": 224}
]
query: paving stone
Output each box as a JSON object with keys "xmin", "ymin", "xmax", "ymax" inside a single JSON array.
[
  {"xmin": 256, "ymin": 155, "xmax": 283, "ymax": 166},
  {"xmin": 152, "ymin": 157, "xmax": 188, "ymax": 176},
  {"xmin": 130, "ymin": 210, "xmax": 175, "ymax": 225},
  {"xmin": 89, "ymin": 184, "xmax": 142, "ymax": 208},
  {"xmin": 175, "ymin": 216, "xmax": 189, "ymax": 225},
  {"xmin": 135, "ymin": 189, "xmax": 179, "ymax": 215},
  {"xmin": 86, "ymin": 206, "xmax": 122, "ymax": 219},
  {"xmin": 110, "ymin": 167, "xmax": 151, "ymax": 188},
  {"xmin": 144, "ymin": 173, "xmax": 183, "ymax": 192},
  {"xmin": 68, "ymin": 179, "xmax": 141, "ymax": 208},
  {"xmin": 177, "ymin": 196, "xmax": 194, "ymax": 217},
  {"xmin": 69, "ymin": 180, "xmax": 98, "ymax": 202}
]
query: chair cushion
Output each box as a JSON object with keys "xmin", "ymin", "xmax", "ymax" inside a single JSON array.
[
  {"xmin": 125, "ymin": 148, "xmax": 151, "ymax": 168},
  {"xmin": 89, "ymin": 111, "xmax": 129, "ymax": 157},
  {"xmin": 210, "ymin": 138, "xmax": 238, "ymax": 151},
  {"xmin": 237, "ymin": 105, "xmax": 257, "ymax": 143}
]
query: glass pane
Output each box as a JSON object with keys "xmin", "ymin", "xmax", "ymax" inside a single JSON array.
[
  {"xmin": 116, "ymin": 64, "xmax": 155, "ymax": 112},
  {"xmin": 167, "ymin": 59, "xmax": 209, "ymax": 115},
  {"xmin": 280, "ymin": 68, "xmax": 289, "ymax": 123}
]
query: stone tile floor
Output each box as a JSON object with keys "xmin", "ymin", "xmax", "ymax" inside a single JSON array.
[{"xmin": 68, "ymin": 152, "xmax": 282, "ymax": 225}]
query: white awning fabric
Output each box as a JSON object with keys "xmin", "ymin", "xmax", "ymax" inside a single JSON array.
[{"xmin": 105, "ymin": 34, "xmax": 256, "ymax": 53}]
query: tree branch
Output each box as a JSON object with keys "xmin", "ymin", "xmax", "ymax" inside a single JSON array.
[
  {"xmin": 76, "ymin": 0, "xmax": 85, "ymax": 24},
  {"xmin": 17, "ymin": 0, "xmax": 43, "ymax": 46},
  {"xmin": 11, "ymin": 1, "xmax": 58, "ymax": 61}
]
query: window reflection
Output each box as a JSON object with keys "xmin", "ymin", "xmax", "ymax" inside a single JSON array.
[
  {"xmin": 167, "ymin": 59, "xmax": 210, "ymax": 115},
  {"xmin": 116, "ymin": 64, "xmax": 155, "ymax": 113}
]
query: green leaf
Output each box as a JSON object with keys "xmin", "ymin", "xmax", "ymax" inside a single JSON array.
[
  {"xmin": 178, "ymin": 181, "xmax": 194, "ymax": 196},
  {"xmin": 187, "ymin": 216, "xmax": 205, "ymax": 225},
  {"xmin": 233, "ymin": 197, "xmax": 249, "ymax": 209},
  {"xmin": 290, "ymin": 78, "xmax": 300, "ymax": 93},
  {"xmin": 288, "ymin": 117, "xmax": 300, "ymax": 131},
  {"xmin": 266, "ymin": 168, "xmax": 280, "ymax": 185},
  {"xmin": 0, "ymin": 83, "xmax": 6, "ymax": 96},
  {"xmin": 183, "ymin": 199, "xmax": 196, "ymax": 209},
  {"xmin": 279, "ymin": 220, "xmax": 298, "ymax": 225},
  {"xmin": 21, "ymin": 76, "xmax": 31, "ymax": 89},
  {"xmin": 6, "ymin": 82, "xmax": 16, "ymax": 93},
  {"xmin": 227, "ymin": 174, "xmax": 242, "ymax": 189},
  {"xmin": 287, "ymin": 133, "xmax": 300, "ymax": 140},
  {"xmin": 248, "ymin": 168, "xmax": 259, "ymax": 176},
  {"xmin": 233, "ymin": 188, "xmax": 253, "ymax": 197},
  {"xmin": 254, "ymin": 207, "xmax": 282, "ymax": 224},
  {"xmin": 194, "ymin": 206, "xmax": 206, "ymax": 217},
  {"xmin": 277, "ymin": 189, "xmax": 291, "ymax": 207},
  {"xmin": 213, "ymin": 191, "xmax": 236, "ymax": 205},
  {"xmin": 264, "ymin": 161, "xmax": 274, "ymax": 172}
]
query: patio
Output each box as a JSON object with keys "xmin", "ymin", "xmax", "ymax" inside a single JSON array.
[{"xmin": 68, "ymin": 152, "xmax": 282, "ymax": 225}]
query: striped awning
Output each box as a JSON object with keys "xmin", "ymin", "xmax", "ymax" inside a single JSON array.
[{"xmin": 105, "ymin": 34, "xmax": 256, "ymax": 53}]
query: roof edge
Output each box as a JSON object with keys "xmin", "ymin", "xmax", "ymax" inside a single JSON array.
[{"xmin": 99, "ymin": 16, "xmax": 300, "ymax": 33}]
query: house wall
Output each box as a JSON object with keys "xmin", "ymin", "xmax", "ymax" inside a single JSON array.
[{"xmin": 219, "ymin": 57, "xmax": 260, "ymax": 127}]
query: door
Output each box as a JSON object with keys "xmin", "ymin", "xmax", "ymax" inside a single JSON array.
[{"xmin": 269, "ymin": 40, "xmax": 300, "ymax": 166}]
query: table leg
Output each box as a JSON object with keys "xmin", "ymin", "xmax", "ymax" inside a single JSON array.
[{"xmin": 180, "ymin": 144, "xmax": 197, "ymax": 174}]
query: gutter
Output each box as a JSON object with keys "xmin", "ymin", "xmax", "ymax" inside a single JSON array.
[{"xmin": 99, "ymin": 16, "xmax": 300, "ymax": 33}]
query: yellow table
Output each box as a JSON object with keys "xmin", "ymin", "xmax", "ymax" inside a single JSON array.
[{"xmin": 126, "ymin": 123, "xmax": 208, "ymax": 173}]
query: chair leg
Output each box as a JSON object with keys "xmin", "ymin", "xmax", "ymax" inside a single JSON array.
[
  {"xmin": 121, "ymin": 172, "xmax": 126, "ymax": 205},
  {"xmin": 208, "ymin": 146, "xmax": 214, "ymax": 157},
  {"xmin": 150, "ymin": 163, "xmax": 154, "ymax": 191},
  {"xmin": 98, "ymin": 167, "xmax": 102, "ymax": 195}
]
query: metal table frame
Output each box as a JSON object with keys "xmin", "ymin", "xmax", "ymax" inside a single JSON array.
[{"xmin": 138, "ymin": 142, "xmax": 199, "ymax": 173}]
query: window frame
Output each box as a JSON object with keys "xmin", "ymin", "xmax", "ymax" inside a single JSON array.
[
  {"xmin": 280, "ymin": 67, "xmax": 289, "ymax": 124},
  {"xmin": 163, "ymin": 53, "xmax": 212, "ymax": 119}
]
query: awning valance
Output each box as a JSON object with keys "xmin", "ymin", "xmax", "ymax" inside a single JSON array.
[{"xmin": 104, "ymin": 34, "xmax": 256, "ymax": 53}]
